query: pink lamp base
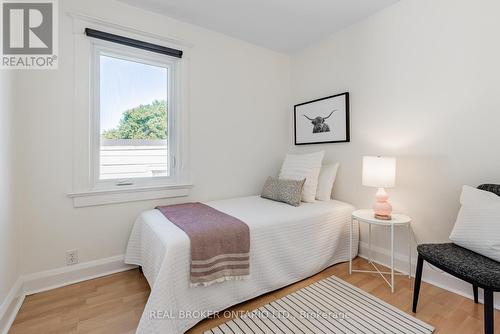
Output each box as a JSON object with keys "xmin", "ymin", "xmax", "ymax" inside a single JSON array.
[{"xmin": 373, "ymin": 187, "xmax": 392, "ymax": 220}]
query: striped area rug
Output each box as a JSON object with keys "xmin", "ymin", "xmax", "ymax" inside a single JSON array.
[{"xmin": 205, "ymin": 275, "xmax": 434, "ymax": 334}]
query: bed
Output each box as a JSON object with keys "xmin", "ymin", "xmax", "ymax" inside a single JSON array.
[{"xmin": 125, "ymin": 195, "xmax": 359, "ymax": 334}]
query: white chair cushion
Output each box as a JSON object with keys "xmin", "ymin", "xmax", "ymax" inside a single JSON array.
[
  {"xmin": 279, "ymin": 151, "xmax": 324, "ymax": 203},
  {"xmin": 449, "ymin": 185, "xmax": 500, "ymax": 262}
]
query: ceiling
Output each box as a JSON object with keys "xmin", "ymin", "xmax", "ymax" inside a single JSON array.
[{"xmin": 118, "ymin": 0, "xmax": 399, "ymax": 53}]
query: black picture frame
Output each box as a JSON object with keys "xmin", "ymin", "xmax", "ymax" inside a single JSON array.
[{"xmin": 294, "ymin": 92, "xmax": 350, "ymax": 145}]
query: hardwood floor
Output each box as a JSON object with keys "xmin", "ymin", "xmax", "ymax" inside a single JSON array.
[
  {"xmin": 10, "ymin": 269, "xmax": 149, "ymax": 334},
  {"xmin": 10, "ymin": 258, "xmax": 500, "ymax": 333}
]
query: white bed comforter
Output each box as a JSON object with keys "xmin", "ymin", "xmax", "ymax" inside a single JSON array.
[{"xmin": 125, "ymin": 196, "xmax": 358, "ymax": 334}]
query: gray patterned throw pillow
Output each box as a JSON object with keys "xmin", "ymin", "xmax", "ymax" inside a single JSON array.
[{"xmin": 261, "ymin": 176, "xmax": 305, "ymax": 207}]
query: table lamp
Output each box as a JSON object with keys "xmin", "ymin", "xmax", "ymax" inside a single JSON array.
[{"xmin": 362, "ymin": 156, "xmax": 396, "ymax": 220}]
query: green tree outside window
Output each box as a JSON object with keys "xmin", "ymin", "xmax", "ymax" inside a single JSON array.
[{"xmin": 102, "ymin": 100, "xmax": 167, "ymax": 140}]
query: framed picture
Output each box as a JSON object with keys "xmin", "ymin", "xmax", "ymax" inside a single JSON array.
[{"xmin": 294, "ymin": 92, "xmax": 350, "ymax": 145}]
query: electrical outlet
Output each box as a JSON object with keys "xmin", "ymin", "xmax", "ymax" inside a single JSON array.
[{"xmin": 66, "ymin": 249, "xmax": 79, "ymax": 266}]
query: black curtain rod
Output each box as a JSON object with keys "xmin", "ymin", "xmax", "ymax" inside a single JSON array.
[{"xmin": 85, "ymin": 28, "xmax": 183, "ymax": 59}]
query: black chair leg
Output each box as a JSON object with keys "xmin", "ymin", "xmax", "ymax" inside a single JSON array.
[
  {"xmin": 412, "ymin": 255, "xmax": 424, "ymax": 313},
  {"xmin": 484, "ymin": 289, "xmax": 494, "ymax": 334},
  {"xmin": 473, "ymin": 285, "xmax": 479, "ymax": 304}
]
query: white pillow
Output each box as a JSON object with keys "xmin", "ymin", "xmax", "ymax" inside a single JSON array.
[
  {"xmin": 449, "ymin": 185, "xmax": 500, "ymax": 262},
  {"xmin": 279, "ymin": 151, "xmax": 324, "ymax": 203},
  {"xmin": 316, "ymin": 163, "xmax": 340, "ymax": 201}
]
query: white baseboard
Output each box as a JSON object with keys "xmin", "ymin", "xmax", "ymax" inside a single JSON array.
[
  {"xmin": 358, "ymin": 241, "xmax": 500, "ymax": 310},
  {"xmin": 0, "ymin": 278, "xmax": 24, "ymax": 334},
  {"xmin": 0, "ymin": 254, "xmax": 135, "ymax": 334},
  {"xmin": 22, "ymin": 254, "xmax": 136, "ymax": 295}
]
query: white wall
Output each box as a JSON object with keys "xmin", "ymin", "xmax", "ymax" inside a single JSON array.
[
  {"xmin": 0, "ymin": 71, "xmax": 19, "ymax": 304},
  {"xmin": 290, "ymin": 0, "xmax": 500, "ymax": 301},
  {"xmin": 14, "ymin": 0, "xmax": 290, "ymax": 275}
]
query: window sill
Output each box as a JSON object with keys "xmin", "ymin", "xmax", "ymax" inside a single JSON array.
[{"xmin": 67, "ymin": 184, "xmax": 193, "ymax": 208}]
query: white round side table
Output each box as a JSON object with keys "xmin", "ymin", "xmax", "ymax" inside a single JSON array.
[{"xmin": 349, "ymin": 209, "xmax": 412, "ymax": 293}]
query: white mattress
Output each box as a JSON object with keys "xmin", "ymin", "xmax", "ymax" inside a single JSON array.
[{"xmin": 125, "ymin": 196, "xmax": 359, "ymax": 334}]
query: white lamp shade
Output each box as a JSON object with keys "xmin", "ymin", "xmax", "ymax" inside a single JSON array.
[{"xmin": 362, "ymin": 156, "xmax": 396, "ymax": 188}]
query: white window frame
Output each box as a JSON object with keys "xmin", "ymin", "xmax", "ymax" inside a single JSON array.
[
  {"xmin": 91, "ymin": 41, "xmax": 178, "ymax": 189},
  {"xmin": 68, "ymin": 17, "xmax": 192, "ymax": 207}
]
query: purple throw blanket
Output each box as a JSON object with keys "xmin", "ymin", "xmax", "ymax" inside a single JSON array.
[{"xmin": 156, "ymin": 203, "xmax": 250, "ymax": 287}]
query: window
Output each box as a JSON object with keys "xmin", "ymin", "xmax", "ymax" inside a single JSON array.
[
  {"xmin": 93, "ymin": 47, "xmax": 172, "ymax": 186},
  {"xmin": 69, "ymin": 21, "xmax": 191, "ymax": 207}
]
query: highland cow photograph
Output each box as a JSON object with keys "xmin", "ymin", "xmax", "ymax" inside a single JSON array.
[{"xmin": 294, "ymin": 92, "xmax": 350, "ymax": 145}]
